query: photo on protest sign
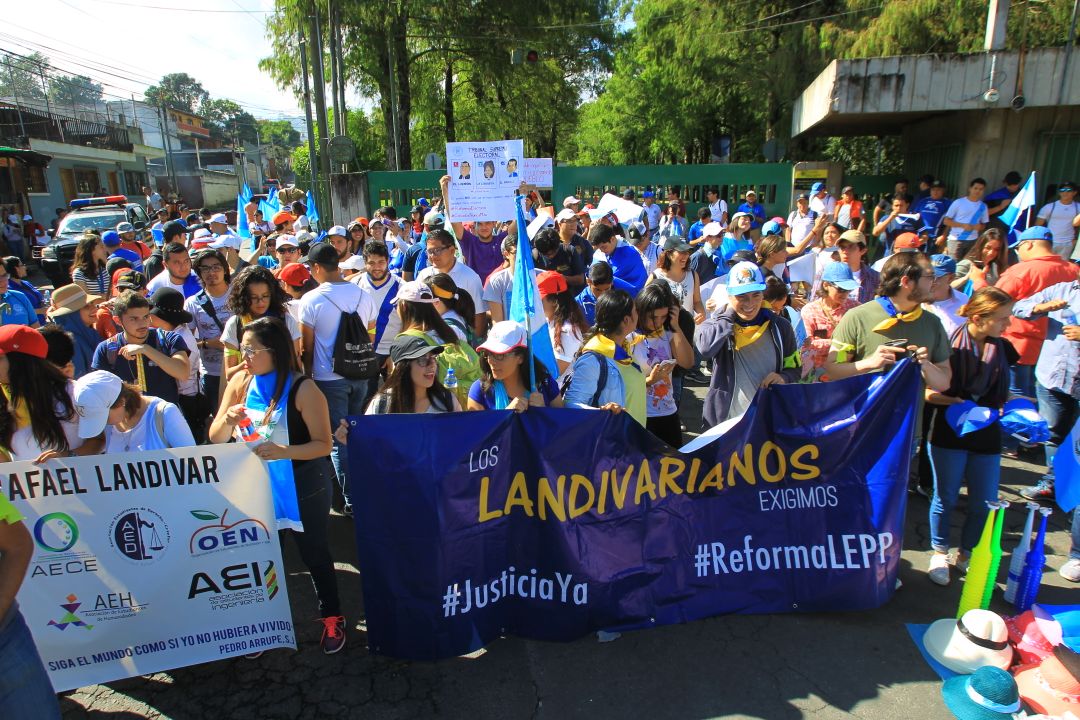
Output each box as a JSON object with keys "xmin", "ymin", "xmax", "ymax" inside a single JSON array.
[
  {"xmin": 446, "ymin": 139, "xmax": 525, "ymax": 221},
  {"xmin": 4, "ymin": 445, "xmax": 295, "ymax": 691},
  {"xmin": 349, "ymin": 362, "xmax": 921, "ymax": 661}
]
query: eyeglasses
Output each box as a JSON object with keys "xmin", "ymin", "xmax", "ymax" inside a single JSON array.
[
  {"xmin": 427, "ymin": 245, "xmax": 452, "ymax": 257},
  {"xmin": 480, "ymin": 351, "xmax": 514, "ymax": 362},
  {"xmin": 413, "ymin": 355, "xmax": 437, "ymax": 368},
  {"xmin": 198, "ymin": 264, "xmax": 224, "ymax": 273},
  {"xmin": 247, "ymin": 293, "xmax": 272, "ymax": 304},
  {"xmin": 278, "ymin": 247, "xmax": 300, "ymax": 254},
  {"xmin": 240, "ymin": 346, "xmax": 271, "ymax": 358}
]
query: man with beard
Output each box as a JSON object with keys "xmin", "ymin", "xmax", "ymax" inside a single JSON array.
[
  {"xmin": 351, "ymin": 241, "xmax": 401, "ymax": 368},
  {"xmin": 825, "ymin": 251, "xmax": 952, "ymax": 443}
]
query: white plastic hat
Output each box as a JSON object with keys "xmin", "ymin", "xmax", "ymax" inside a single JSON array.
[{"xmin": 73, "ymin": 370, "xmax": 123, "ymax": 439}]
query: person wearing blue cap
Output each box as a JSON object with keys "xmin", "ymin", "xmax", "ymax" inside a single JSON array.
[
  {"xmin": 997, "ymin": 224, "xmax": 1079, "ymax": 401},
  {"xmin": 924, "ymin": 286, "xmax": 1017, "ymax": 585},
  {"xmin": 102, "ymin": 229, "xmax": 143, "ymax": 273},
  {"xmin": 695, "ymin": 261, "xmax": 802, "ymax": 426},
  {"xmin": 640, "ymin": 188, "xmax": 662, "ymax": 234},
  {"xmin": 809, "ymin": 182, "xmax": 836, "ymax": 221},
  {"xmin": 799, "ymin": 261, "xmax": 859, "ymax": 380}
]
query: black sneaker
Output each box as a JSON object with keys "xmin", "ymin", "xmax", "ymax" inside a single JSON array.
[{"xmin": 320, "ymin": 616, "xmax": 346, "ymax": 655}]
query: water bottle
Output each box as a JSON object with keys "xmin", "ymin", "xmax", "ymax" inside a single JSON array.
[
  {"xmin": 237, "ymin": 416, "xmax": 260, "ymax": 443},
  {"xmin": 444, "ymin": 367, "xmax": 457, "ymax": 392}
]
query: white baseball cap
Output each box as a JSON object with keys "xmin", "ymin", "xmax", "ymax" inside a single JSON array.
[
  {"xmin": 562, "ymin": 195, "xmax": 582, "ymax": 208},
  {"xmin": 275, "ymin": 235, "xmax": 299, "ymax": 249},
  {"xmin": 22, "ymin": 214, "xmax": 32, "ymax": 221},
  {"xmin": 73, "ymin": 370, "xmax": 123, "ymax": 439},
  {"xmin": 477, "ymin": 321, "xmax": 528, "ymax": 354},
  {"xmin": 339, "ymin": 255, "xmax": 364, "ymax": 271},
  {"xmin": 702, "ymin": 221, "xmax": 724, "ymax": 237},
  {"xmin": 209, "ymin": 213, "xmax": 228, "ymax": 224},
  {"xmin": 327, "ymin": 225, "xmax": 347, "ymax": 237},
  {"xmin": 555, "ymin": 208, "xmax": 578, "ymax": 223},
  {"xmin": 192, "ymin": 227, "xmax": 213, "ymax": 240}
]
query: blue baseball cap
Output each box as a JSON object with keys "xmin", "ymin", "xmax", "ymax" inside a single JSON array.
[
  {"xmin": 1010, "ymin": 225, "xmax": 1053, "ymax": 248},
  {"xmin": 931, "ymin": 254, "xmax": 957, "ymax": 277},
  {"xmin": 102, "ymin": 230, "xmax": 120, "ymax": 247},
  {"xmin": 642, "ymin": 189, "xmax": 655, "ymax": 198},
  {"xmin": 821, "ymin": 261, "xmax": 859, "ymax": 291},
  {"xmin": 726, "ymin": 261, "xmax": 766, "ymax": 296},
  {"xmin": 811, "ymin": 182, "xmax": 825, "ymax": 193},
  {"xmin": 761, "ymin": 220, "xmax": 783, "ymax": 236},
  {"xmin": 417, "ymin": 197, "xmax": 431, "ymax": 208}
]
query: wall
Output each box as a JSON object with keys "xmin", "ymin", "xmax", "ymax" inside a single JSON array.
[{"xmin": 201, "ymin": 170, "xmax": 240, "ymax": 210}]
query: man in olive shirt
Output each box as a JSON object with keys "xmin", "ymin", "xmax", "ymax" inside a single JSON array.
[{"xmin": 825, "ymin": 252, "xmax": 952, "ymax": 440}]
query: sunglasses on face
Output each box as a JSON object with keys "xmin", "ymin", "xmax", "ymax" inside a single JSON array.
[{"xmin": 240, "ymin": 346, "xmax": 271, "ymax": 358}]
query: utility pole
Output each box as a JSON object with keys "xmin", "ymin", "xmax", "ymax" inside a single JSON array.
[
  {"xmin": 297, "ymin": 28, "xmax": 320, "ymax": 199},
  {"xmin": 4, "ymin": 58, "xmax": 28, "ymax": 137},
  {"xmin": 309, "ymin": 4, "xmax": 331, "ymax": 180},
  {"xmin": 336, "ymin": 3, "xmax": 348, "ymax": 167},
  {"xmin": 158, "ymin": 103, "xmax": 178, "ymax": 196}
]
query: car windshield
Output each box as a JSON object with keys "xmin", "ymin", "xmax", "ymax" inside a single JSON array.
[{"xmin": 58, "ymin": 211, "xmax": 127, "ymax": 236}]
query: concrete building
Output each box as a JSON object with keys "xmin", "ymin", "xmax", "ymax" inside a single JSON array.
[{"xmin": 791, "ymin": 46, "xmax": 1080, "ymax": 197}]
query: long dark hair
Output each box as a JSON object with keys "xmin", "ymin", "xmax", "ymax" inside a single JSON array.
[
  {"xmin": 3, "ymin": 351, "xmax": 74, "ymax": 452},
  {"xmin": 227, "ymin": 265, "xmax": 289, "ymax": 318},
  {"xmin": 425, "ymin": 272, "xmax": 477, "ymax": 322},
  {"xmin": 546, "ymin": 289, "xmax": 588, "ymax": 353},
  {"xmin": 635, "ymin": 282, "xmax": 677, "ymax": 332},
  {"xmin": 398, "ymin": 299, "xmax": 458, "ymax": 345},
  {"xmin": 376, "ymin": 355, "xmax": 454, "ymax": 413},
  {"xmin": 240, "ymin": 317, "xmax": 298, "ymax": 417},
  {"xmin": 479, "ymin": 347, "xmax": 551, "ymax": 394},
  {"xmin": 72, "ymin": 233, "xmax": 104, "ymax": 278},
  {"xmin": 963, "ymin": 228, "xmax": 1009, "ymax": 277},
  {"xmin": 576, "ymin": 289, "xmax": 635, "ymax": 358}
]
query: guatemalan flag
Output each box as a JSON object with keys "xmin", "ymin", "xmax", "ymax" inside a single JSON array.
[
  {"xmin": 999, "ymin": 171, "xmax": 1036, "ymax": 244},
  {"xmin": 510, "ymin": 194, "xmax": 559, "ymax": 387},
  {"xmin": 236, "ymin": 193, "xmax": 251, "ymax": 241},
  {"xmin": 305, "ymin": 189, "xmax": 320, "ymax": 227}
]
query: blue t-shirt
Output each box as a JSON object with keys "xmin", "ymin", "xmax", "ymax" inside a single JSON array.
[
  {"xmin": 605, "ymin": 244, "xmax": 648, "ymax": 296},
  {"xmin": 91, "ymin": 329, "xmax": 189, "ymax": 403},
  {"xmin": 109, "ymin": 247, "xmax": 143, "ymax": 272},
  {"xmin": 911, "ymin": 197, "xmax": 951, "ymax": 234},
  {"xmin": 467, "ymin": 376, "xmax": 560, "ymax": 409},
  {"xmin": 576, "ymin": 277, "xmax": 635, "ymax": 325},
  {"xmin": 8, "ymin": 279, "xmax": 43, "ymax": 309},
  {"xmin": 719, "ymin": 234, "xmax": 754, "ymax": 263},
  {"xmin": 0, "ymin": 289, "xmax": 37, "ymax": 326},
  {"xmin": 737, "ymin": 202, "xmax": 767, "ymax": 229},
  {"xmin": 688, "ymin": 221, "xmax": 706, "ymax": 241},
  {"xmin": 258, "ymin": 255, "xmax": 279, "ymax": 270}
]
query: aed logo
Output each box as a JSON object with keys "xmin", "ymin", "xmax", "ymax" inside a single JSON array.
[
  {"xmin": 188, "ymin": 509, "xmax": 270, "ymax": 557},
  {"xmin": 188, "ymin": 560, "xmax": 278, "ymax": 600}
]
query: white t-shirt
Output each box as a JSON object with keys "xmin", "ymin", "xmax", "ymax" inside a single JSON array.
[
  {"xmin": 630, "ymin": 330, "xmax": 678, "ymax": 418},
  {"xmin": 298, "ymin": 281, "xmax": 377, "ymax": 381},
  {"xmin": 104, "ymin": 397, "xmax": 195, "ymax": 453},
  {"xmin": 352, "ymin": 272, "xmax": 402, "ymax": 354},
  {"xmin": 708, "ymin": 199, "xmax": 729, "ymax": 224},
  {"xmin": 924, "ymin": 288, "xmax": 969, "ymax": 338},
  {"xmin": 221, "ymin": 312, "xmax": 301, "ymax": 348},
  {"xmin": 416, "ymin": 261, "xmax": 484, "ymax": 318},
  {"xmin": 184, "ymin": 288, "xmax": 232, "ymax": 376},
  {"xmin": 1037, "ymin": 201, "xmax": 1078, "ymax": 249},
  {"xmin": 809, "ymin": 194, "xmax": 836, "ymax": 218},
  {"xmin": 641, "ymin": 203, "xmax": 662, "ymax": 231},
  {"xmin": 8, "ymin": 383, "xmax": 83, "ymax": 461},
  {"xmin": 441, "ymin": 309, "xmax": 469, "ymax": 341},
  {"xmin": 549, "ymin": 320, "xmax": 583, "ymax": 366},
  {"xmin": 146, "ymin": 271, "xmax": 200, "ymax": 296},
  {"xmin": 172, "ymin": 324, "xmax": 200, "ymax": 397},
  {"xmin": 787, "ymin": 209, "xmax": 818, "ymax": 249},
  {"xmin": 944, "ymin": 197, "xmax": 990, "ymax": 242}
]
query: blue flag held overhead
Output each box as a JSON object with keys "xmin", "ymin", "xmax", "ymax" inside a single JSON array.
[
  {"xmin": 999, "ymin": 171, "xmax": 1036, "ymax": 243},
  {"xmin": 258, "ymin": 191, "xmax": 280, "ymax": 223},
  {"xmin": 241, "ymin": 182, "xmax": 253, "ymax": 203},
  {"xmin": 305, "ymin": 190, "xmax": 320, "ymax": 227},
  {"xmin": 235, "ymin": 193, "xmax": 251, "ymax": 241},
  {"xmin": 510, "ymin": 194, "xmax": 559, "ymax": 385}
]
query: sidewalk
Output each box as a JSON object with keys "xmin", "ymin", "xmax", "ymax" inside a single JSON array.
[{"xmin": 59, "ymin": 382, "xmax": 1079, "ymax": 719}]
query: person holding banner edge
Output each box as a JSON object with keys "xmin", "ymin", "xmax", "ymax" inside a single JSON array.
[
  {"xmin": 209, "ymin": 317, "xmax": 346, "ymax": 655},
  {"xmin": 466, "ymin": 320, "xmax": 562, "ymax": 411}
]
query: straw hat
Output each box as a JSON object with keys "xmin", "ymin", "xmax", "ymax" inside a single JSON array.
[
  {"xmin": 50, "ymin": 284, "xmax": 102, "ymax": 317},
  {"xmin": 1014, "ymin": 646, "xmax": 1080, "ymax": 717},
  {"xmin": 924, "ymin": 609, "xmax": 1014, "ymax": 674}
]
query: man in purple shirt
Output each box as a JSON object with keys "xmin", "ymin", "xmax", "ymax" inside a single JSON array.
[{"xmin": 452, "ymin": 219, "xmax": 506, "ymax": 282}]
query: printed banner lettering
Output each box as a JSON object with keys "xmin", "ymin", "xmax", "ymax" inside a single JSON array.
[
  {"xmin": 523, "ymin": 158, "xmax": 553, "ymax": 188},
  {"xmin": 350, "ymin": 362, "xmax": 920, "ymax": 660},
  {"xmin": 446, "ymin": 139, "xmax": 525, "ymax": 221},
  {"xmin": 5, "ymin": 445, "xmax": 295, "ymax": 691}
]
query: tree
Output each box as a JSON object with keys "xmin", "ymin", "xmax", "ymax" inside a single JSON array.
[
  {"xmin": 257, "ymin": 119, "xmax": 302, "ymax": 149},
  {"xmin": 202, "ymin": 98, "xmax": 259, "ymax": 144},
  {"xmin": 48, "ymin": 74, "xmax": 103, "ymax": 107},
  {"xmin": 0, "ymin": 52, "xmax": 47, "ymax": 101},
  {"xmin": 144, "ymin": 73, "xmax": 209, "ymax": 113}
]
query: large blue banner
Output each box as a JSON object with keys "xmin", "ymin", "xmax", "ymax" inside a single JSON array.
[{"xmin": 349, "ymin": 361, "xmax": 921, "ymax": 660}]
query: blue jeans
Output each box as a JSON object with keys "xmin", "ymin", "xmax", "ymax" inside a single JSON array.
[
  {"xmin": 1071, "ymin": 510, "xmax": 1080, "ymax": 561},
  {"xmin": 0, "ymin": 609, "xmax": 61, "ymax": 719},
  {"xmin": 1010, "ymin": 363, "xmax": 1036, "ymax": 399},
  {"xmin": 315, "ymin": 376, "xmax": 374, "ymax": 505},
  {"xmin": 1036, "ymin": 381, "xmax": 1080, "ymax": 472},
  {"xmin": 928, "ymin": 445, "xmax": 1001, "ymax": 552}
]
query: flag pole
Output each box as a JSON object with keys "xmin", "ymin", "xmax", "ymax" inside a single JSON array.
[{"xmin": 515, "ymin": 190, "xmax": 537, "ymax": 393}]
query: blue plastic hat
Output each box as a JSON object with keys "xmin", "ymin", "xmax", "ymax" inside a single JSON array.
[
  {"xmin": 1010, "ymin": 225, "xmax": 1052, "ymax": 249},
  {"xmin": 941, "ymin": 666, "xmax": 1025, "ymax": 720},
  {"xmin": 945, "ymin": 401, "xmax": 998, "ymax": 436},
  {"xmin": 821, "ymin": 261, "xmax": 859, "ymax": 291},
  {"xmin": 761, "ymin": 220, "xmax": 783, "ymax": 236},
  {"xmin": 1000, "ymin": 398, "xmax": 1050, "ymax": 443}
]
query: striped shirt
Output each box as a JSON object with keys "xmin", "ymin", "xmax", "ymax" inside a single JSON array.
[{"xmin": 72, "ymin": 266, "xmax": 110, "ymax": 297}]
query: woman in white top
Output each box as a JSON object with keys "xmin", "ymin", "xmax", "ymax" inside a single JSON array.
[
  {"xmin": 73, "ymin": 371, "xmax": 195, "ymax": 452},
  {"xmin": 221, "ymin": 265, "xmax": 301, "ymax": 382},
  {"xmin": 338, "ymin": 335, "xmax": 460, "ymax": 420},
  {"xmin": 537, "ymin": 271, "xmax": 589, "ymax": 376},
  {"xmin": 653, "ymin": 236, "xmax": 705, "ymax": 322},
  {"xmin": 0, "ymin": 325, "xmax": 102, "ymax": 462}
]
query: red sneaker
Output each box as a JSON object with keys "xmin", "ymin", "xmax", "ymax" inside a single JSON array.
[{"xmin": 320, "ymin": 616, "xmax": 346, "ymax": 655}]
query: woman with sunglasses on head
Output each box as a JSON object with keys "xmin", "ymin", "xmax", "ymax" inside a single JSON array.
[
  {"xmin": 466, "ymin": 321, "xmax": 563, "ymax": 412},
  {"xmin": 220, "ymin": 265, "xmax": 301, "ymax": 382},
  {"xmin": 209, "ymin": 317, "xmax": 346, "ymax": 654},
  {"xmin": 342, "ymin": 334, "xmax": 460, "ymax": 416}
]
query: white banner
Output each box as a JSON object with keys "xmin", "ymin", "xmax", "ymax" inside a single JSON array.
[
  {"xmin": 446, "ymin": 139, "xmax": 525, "ymax": 221},
  {"xmin": 5, "ymin": 444, "xmax": 295, "ymax": 692},
  {"xmin": 523, "ymin": 158, "xmax": 553, "ymax": 188}
]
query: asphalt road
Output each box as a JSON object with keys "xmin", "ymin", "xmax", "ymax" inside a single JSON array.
[{"xmin": 53, "ymin": 376, "xmax": 1080, "ymax": 720}]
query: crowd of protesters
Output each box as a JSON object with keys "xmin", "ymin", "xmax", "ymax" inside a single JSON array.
[{"xmin": 3, "ymin": 170, "xmax": 1080, "ymax": 714}]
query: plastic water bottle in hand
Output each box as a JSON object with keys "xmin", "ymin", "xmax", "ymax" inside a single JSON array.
[
  {"xmin": 444, "ymin": 367, "xmax": 457, "ymax": 392},
  {"xmin": 237, "ymin": 416, "xmax": 264, "ymax": 447}
]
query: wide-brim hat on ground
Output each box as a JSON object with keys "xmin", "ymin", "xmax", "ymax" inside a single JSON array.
[
  {"xmin": 1006, "ymin": 610, "xmax": 1056, "ymax": 666},
  {"xmin": 1014, "ymin": 645, "xmax": 1080, "ymax": 717},
  {"xmin": 925, "ymin": 609, "xmax": 1014, "ymax": 675},
  {"xmin": 942, "ymin": 666, "xmax": 1025, "ymax": 720}
]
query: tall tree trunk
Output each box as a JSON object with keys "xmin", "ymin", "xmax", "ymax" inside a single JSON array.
[
  {"xmin": 392, "ymin": 14, "xmax": 412, "ymax": 170},
  {"xmin": 443, "ymin": 57, "xmax": 455, "ymax": 144}
]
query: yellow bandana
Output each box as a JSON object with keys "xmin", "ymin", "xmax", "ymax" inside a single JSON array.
[
  {"xmin": 871, "ymin": 298, "xmax": 924, "ymax": 333},
  {"xmin": 733, "ymin": 321, "xmax": 770, "ymax": 350}
]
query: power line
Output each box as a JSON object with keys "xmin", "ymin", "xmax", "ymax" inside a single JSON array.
[{"xmin": 61, "ymin": 0, "xmax": 274, "ymax": 12}]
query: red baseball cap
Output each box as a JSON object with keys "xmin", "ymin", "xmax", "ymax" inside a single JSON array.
[
  {"xmin": 893, "ymin": 232, "xmax": 922, "ymax": 251},
  {"xmin": 0, "ymin": 325, "xmax": 48, "ymax": 359},
  {"xmin": 278, "ymin": 262, "xmax": 312, "ymax": 287},
  {"xmin": 536, "ymin": 270, "xmax": 568, "ymax": 298}
]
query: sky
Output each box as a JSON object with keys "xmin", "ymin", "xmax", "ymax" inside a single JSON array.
[{"xmin": 1, "ymin": 0, "xmax": 359, "ymax": 123}]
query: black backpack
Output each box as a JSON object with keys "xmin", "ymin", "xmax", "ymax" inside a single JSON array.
[
  {"xmin": 327, "ymin": 295, "xmax": 379, "ymax": 380},
  {"xmin": 559, "ymin": 350, "xmax": 609, "ymax": 407}
]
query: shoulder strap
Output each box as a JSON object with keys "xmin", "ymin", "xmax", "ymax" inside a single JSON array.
[
  {"xmin": 153, "ymin": 400, "xmax": 167, "ymax": 444},
  {"xmin": 196, "ymin": 291, "xmax": 224, "ymax": 331},
  {"xmin": 588, "ymin": 351, "xmax": 608, "ymax": 407}
]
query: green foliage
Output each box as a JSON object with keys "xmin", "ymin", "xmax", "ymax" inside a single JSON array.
[
  {"xmin": 144, "ymin": 73, "xmax": 209, "ymax": 113},
  {"xmin": 202, "ymin": 98, "xmax": 259, "ymax": 144},
  {"xmin": 0, "ymin": 52, "xmax": 47, "ymax": 100},
  {"xmin": 257, "ymin": 119, "xmax": 301, "ymax": 148},
  {"xmin": 48, "ymin": 75, "xmax": 103, "ymax": 106}
]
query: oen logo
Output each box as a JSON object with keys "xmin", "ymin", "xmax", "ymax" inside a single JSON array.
[{"xmin": 188, "ymin": 509, "xmax": 270, "ymax": 557}]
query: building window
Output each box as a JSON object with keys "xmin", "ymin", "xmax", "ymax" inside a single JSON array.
[
  {"xmin": 24, "ymin": 165, "xmax": 48, "ymax": 193},
  {"xmin": 73, "ymin": 168, "xmax": 99, "ymax": 194},
  {"xmin": 125, "ymin": 170, "xmax": 147, "ymax": 194}
]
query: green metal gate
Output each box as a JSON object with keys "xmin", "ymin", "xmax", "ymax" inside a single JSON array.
[{"xmin": 1036, "ymin": 133, "xmax": 1080, "ymax": 198}]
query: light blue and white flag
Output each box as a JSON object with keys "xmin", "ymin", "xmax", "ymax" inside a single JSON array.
[
  {"xmin": 999, "ymin": 171, "xmax": 1036, "ymax": 244},
  {"xmin": 510, "ymin": 194, "xmax": 558, "ymax": 388}
]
